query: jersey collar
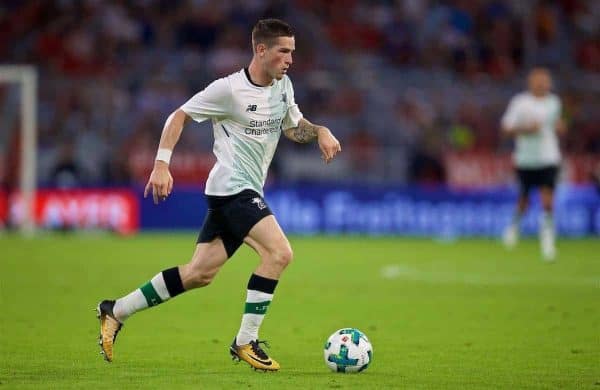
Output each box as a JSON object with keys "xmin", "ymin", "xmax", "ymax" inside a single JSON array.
[{"xmin": 244, "ymin": 67, "xmax": 274, "ymax": 88}]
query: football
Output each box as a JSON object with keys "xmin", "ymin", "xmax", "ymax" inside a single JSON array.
[{"xmin": 323, "ymin": 328, "xmax": 373, "ymax": 373}]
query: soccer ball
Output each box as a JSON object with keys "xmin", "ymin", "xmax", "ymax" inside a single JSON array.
[{"xmin": 323, "ymin": 328, "xmax": 373, "ymax": 373}]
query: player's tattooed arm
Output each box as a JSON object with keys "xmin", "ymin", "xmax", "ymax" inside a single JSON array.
[
  {"xmin": 284, "ymin": 118, "xmax": 321, "ymax": 143},
  {"xmin": 284, "ymin": 118, "xmax": 342, "ymax": 163}
]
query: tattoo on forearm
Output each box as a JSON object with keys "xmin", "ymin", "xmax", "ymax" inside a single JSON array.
[{"xmin": 288, "ymin": 119, "xmax": 318, "ymax": 143}]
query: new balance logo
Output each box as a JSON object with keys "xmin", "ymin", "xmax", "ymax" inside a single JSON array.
[
  {"xmin": 246, "ymin": 104, "xmax": 257, "ymax": 112},
  {"xmin": 251, "ymin": 197, "xmax": 266, "ymax": 210}
]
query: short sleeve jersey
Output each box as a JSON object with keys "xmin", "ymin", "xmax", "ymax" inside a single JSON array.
[
  {"xmin": 501, "ymin": 92, "xmax": 562, "ymax": 168},
  {"xmin": 180, "ymin": 68, "xmax": 303, "ymax": 196}
]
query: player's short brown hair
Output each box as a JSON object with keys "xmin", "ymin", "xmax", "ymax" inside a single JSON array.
[{"xmin": 251, "ymin": 19, "xmax": 294, "ymax": 51}]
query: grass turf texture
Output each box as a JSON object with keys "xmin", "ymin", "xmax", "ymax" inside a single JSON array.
[{"xmin": 1, "ymin": 234, "xmax": 598, "ymax": 389}]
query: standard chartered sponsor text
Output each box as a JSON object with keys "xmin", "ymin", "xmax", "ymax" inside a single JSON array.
[{"xmin": 244, "ymin": 117, "xmax": 282, "ymax": 135}]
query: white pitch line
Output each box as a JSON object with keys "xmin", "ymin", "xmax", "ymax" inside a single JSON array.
[{"xmin": 380, "ymin": 265, "xmax": 600, "ymax": 288}]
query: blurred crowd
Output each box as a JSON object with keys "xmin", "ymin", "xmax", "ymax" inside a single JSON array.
[{"xmin": 0, "ymin": 0, "xmax": 598, "ymax": 188}]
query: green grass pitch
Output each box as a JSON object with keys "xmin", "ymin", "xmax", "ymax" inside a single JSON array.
[{"xmin": 1, "ymin": 233, "xmax": 599, "ymax": 389}]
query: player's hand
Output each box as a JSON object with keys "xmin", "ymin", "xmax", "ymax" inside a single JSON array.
[
  {"xmin": 555, "ymin": 118, "xmax": 567, "ymax": 135},
  {"xmin": 317, "ymin": 127, "xmax": 341, "ymax": 164},
  {"xmin": 523, "ymin": 122, "xmax": 541, "ymax": 134},
  {"xmin": 144, "ymin": 161, "xmax": 173, "ymax": 204}
]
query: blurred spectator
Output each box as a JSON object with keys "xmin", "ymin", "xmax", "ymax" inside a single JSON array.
[
  {"xmin": 576, "ymin": 37, "xmax": 600, "ymax": 72},
  {"xmin": 347, "ymin": 128, "xmax": 379, "ymax": 175},
  {"xmin": 0, "ymin": 0, "xmax": 598, "ymax": 188},
  {"xmin": 50, "ymin": 141, "xmax": 82, "ymax": 189}
]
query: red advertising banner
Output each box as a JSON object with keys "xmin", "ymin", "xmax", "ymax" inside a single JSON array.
[
  {"xmin": 562, "ymin": 155, "xmax": 600, "ymax": 184},
  {"xmin": 445, "ymin": 153, "xmax": 514, "ymax": 188},
  {"xmin": 445, "ymin": 153, "xmax": 600, "ymax": 188},
  {"xmin": 8, "ymin": 189, "xmax": 139, "ymax": 234},
  {"xmin": 0, "ymin": 190, "xmax": 7, "ymax": 226}
]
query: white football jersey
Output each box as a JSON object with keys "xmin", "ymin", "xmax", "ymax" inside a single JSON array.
[
  {"xmin": 181, "ymin": 68, "xmax": 303, "ymax": 196},
  {"xmin": 501, "ymin": 92, "xmax": 562, "ymax": 168}
]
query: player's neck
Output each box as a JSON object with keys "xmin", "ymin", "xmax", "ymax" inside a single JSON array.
[
  {"xmin": 247, "ymin": 60, "xmax": 274, "ymax": 87},
  {"xmin": 529, "ymin": 90, "xmax": 548, "ymax": 99}
]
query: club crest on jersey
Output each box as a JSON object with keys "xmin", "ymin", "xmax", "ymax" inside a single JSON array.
[
  {"xmin": 281, "ymin": 93, "xmax": 287, "ymax": 103},
  {"xmin": 246, "ymin": 104, "xmax": 257, "ymax": 112},
  {"xmin": 251, "ymin": 197, "xmax": 266, "ymax": 210}
]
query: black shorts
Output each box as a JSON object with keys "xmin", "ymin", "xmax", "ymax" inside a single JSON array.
[
  {"xmin": 516, "ymin": 165, "xmax": 559, "ymax": 196},
  {"xmin": 197, "ymin": 189, "xmax": 272, "ymax": 258}
]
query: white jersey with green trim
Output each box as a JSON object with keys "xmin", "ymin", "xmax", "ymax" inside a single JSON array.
[
  {"xmin": 501, "ymin": 92, "xmax": 562, "ymax": 168},
  {"xmin": 180, "ymin": 68, "xmax": 303, "ymax": 196}
]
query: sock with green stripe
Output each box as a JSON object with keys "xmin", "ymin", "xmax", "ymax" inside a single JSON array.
[
  {"xmin": 112, "ymin": 267, "xmax": 184, "ymax": 322},
  {"xmin": 235, "ymin": 273, "xmax": 278, "ymax": 346}
]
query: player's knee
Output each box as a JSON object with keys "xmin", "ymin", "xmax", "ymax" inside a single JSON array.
[
  {"xmin": 540, "ymin": 193, "xmax": 554, "ymax": 210},
  {"xmin": 185, "ymin": 267, "xmax": 216, "ymax": 288},
  {"xmin": 518, "ymin": 198, "xmax": 529, "ymax": 211},
  {"xmin": 191, "ymin": 271, "xmax": 215, "ymax": 287},
  {"xmin": 270, "ymin": 245, "xmax": 293, "ymax": 269}
]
